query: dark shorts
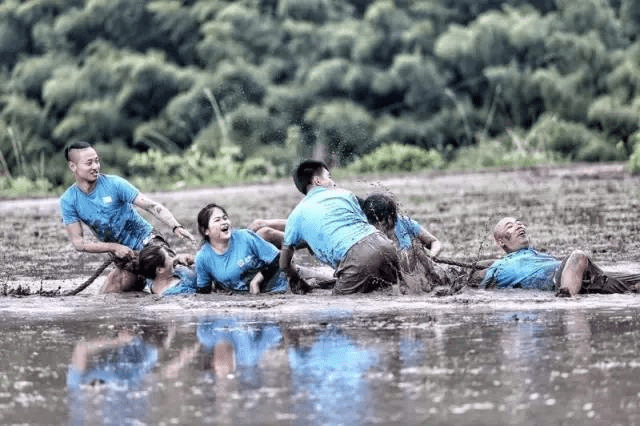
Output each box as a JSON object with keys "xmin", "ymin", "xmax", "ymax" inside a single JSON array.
[
  {"xmin": 333, "ymin": 232, "xmax": 400, "ymax": 295},
  {"xmin": 555, "ymin": 256, "xmax": 640, "ymax": 295}
]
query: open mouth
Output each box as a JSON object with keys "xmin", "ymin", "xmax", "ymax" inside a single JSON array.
[{"xmin": 220, "ymin": 224, "xmax": 230, "ymax": 232}]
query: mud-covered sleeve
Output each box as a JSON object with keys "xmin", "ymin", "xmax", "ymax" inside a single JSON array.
[{"xmin": 479, "ymin": 263, "xmax": 499, "ymax": 288}]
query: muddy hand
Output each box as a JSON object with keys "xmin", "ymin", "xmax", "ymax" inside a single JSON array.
[{"xmin": 175, "ymin": 227, "xmax": 196, "ymax": 242}]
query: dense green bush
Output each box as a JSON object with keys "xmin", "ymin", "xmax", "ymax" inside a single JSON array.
[{"xmin": 346, "ymin": 143, "xmax": 444, "ymax": 173}]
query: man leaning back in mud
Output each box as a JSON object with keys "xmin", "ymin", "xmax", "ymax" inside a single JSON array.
[{"xmin": 473, "ymin": 217, "xmax": 640, "ymax": 296}]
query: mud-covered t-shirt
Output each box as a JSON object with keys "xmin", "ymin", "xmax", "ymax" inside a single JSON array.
[
  {"xmin": 481, "ymin": 248, "xmax": 561, "ymax": 291},
  {"xmin": 195, "ymin": 229, "xmax": 287, "ymax": 293},
  {"xmin": 59, "ymin": 174, "xmax": 153, "ymax": 250},
  {"xmin": 284, "ymin": 186, "xmax": 376, "ymax": 268},
  {"xmin": 394, "ymin": 216, "xmax": 422, "ymax": 250}
]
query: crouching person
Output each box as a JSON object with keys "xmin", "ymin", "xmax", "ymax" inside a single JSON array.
[{"xmin": 280, "ymin": 160, "xmax": 400, "ymax": 295}]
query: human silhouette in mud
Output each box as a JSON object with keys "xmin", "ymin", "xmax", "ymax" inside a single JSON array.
[
  {"xmin": 359, "ymin": 193, "xmax": 465, "ymax": 294},
  {"xmin": 59, "ymin": 141, "xmax": 195, "ymax": 293},
  {"xmin": 476, "ymin": 217, "xmax": 640, "ymax": 296},
  {"xmin": 280, "ymin": 160, "xmax": 400, "ymax": 295}
]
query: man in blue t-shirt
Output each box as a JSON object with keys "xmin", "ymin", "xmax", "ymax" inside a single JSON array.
[
  {"xmin": 478, "ymin": 217, "xmax": 640, "ymax": 296},
  {"xmin": 280, "ymin": 160, "xmax": 399, "ymax": 295},
  {"xmin": 59, "ymin": 141, "xmax": 195, "ymax": 293}
]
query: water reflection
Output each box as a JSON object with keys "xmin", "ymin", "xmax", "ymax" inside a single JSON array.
[
  {"xmin": 287, "ymin": 326, "xmax": 378, "ymax": 424},
  {"xmin": 67, "ymin": 322, "xmax": 172, "ymax": 426},
  {"xmin": 1, "ymin": 307, "xmax": 633, "ymax": 425}
]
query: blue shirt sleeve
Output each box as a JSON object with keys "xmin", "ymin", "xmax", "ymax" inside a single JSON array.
[
  {"xmin": 246, "ymin": 230, "xmax": 279, "ymax": 264},
  {"xmin": 110, "ymin": 175, "xmax": 140, "ymax": 204},
  {"xmin": 283, "ymin": 208, "xmax": 302, "ymax": 247},
  {"xmin": 195, "ymin": 247, "xmax": 214, "ymax": 291}
]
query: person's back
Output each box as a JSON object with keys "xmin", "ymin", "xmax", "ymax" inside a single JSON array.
[{"xmin": 280, "ymin": 160, "xmax": 399, "ymax": 294}]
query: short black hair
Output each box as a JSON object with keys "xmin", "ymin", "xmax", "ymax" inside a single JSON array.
[
  {"xmin": 64, "ymin": 141, "xmax": 93, "ymax": 161},
  {"xmin": 293, "ymin": 160, "xmax": 328, "ymax": 194},
  {"xmin": 361, "ymin": 193, "xmax": 398, "ymax": 227},
  {"xmin": 197, "ymin": 203, "xmax": 228, "ymax": 242}
]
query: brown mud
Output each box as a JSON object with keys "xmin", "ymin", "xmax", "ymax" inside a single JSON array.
[{"xmin": 2, "ymin": 163, "xmax": 640, "ymax": 313}]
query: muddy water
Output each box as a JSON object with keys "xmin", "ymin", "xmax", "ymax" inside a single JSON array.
[{"xmin": 1, "ymin": 292, "xmax": 640, "ymax": 425}]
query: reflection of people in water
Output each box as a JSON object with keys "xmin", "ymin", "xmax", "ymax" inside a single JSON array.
[
  {"xmin": 196, "ymin": 318, "xmax": 283, "ymax": 383},
  {"xmin": 66, "ymin": 324, "xmax": 172, "ymax": 425},
  {"xmin": 286, "ymin": 327, "xmax": 378, "ymax": 424}
]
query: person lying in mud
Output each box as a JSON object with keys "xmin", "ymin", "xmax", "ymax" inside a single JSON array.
[
  {"xmin": 360, "ymin": 193, "xmax": 464, "ymax": 294},
  {"xmin": 476, "ymin": 217, "xmax": 640, "ymax": 296},
  {"xmin": 137, "ymin": 244, "xmax": 202, "ymax": 295},
  {"xmin": 59, "ymin": 141, "xmax": 195, "ymax": 294},
  {"xmin": 280, "ymin": 160, "xmax": 400, "ymax": 295},
  {"xmin": 195, "ymin": 203, "xmax": 335, "ymax": 294}
]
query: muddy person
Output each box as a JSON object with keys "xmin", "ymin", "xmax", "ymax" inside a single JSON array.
[
  {"xmin": 280, "ymin": 160, "xmax": 400, "ymax": 295},
  {"xmin": 137, "ymin": 244, "xmax": 200, "ymax": 296},
  {"xmin": 360, "ymin": 193, "xmax": 464, "ymax": 294},
  {"xmin": 59, "ymin": 141, "xmax": 195, "ymax": 293},
  {"xmin": 476, "ymin": 217, "xmax": 640, "ymax": 296}
]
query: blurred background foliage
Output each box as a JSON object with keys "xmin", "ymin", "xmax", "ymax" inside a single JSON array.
[{"xmin": 1, "ymin": 0, "xmax": 640, "ymax": 196}]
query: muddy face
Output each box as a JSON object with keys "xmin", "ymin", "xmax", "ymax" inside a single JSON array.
[{"xmin": 494, "ymin": 217, "xmax": 530, "ymax": 253}]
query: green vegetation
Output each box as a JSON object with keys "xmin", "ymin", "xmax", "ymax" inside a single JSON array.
[{"xmin": 1, "ymin": 0, "xmax": 640, "ymax": 197}]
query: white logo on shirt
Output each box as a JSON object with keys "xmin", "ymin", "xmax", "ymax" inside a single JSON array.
[{"xmin": 102, "ymin": 196, "xmax": 113, "ymax": 204}]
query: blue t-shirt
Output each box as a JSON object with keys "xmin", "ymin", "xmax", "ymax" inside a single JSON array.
[
  {"xmin": 59, "ymin": 174, "xmax": 153, "ymax": 250},
  {"xmin": 158, "ymin": 265, "xmax": 201, "ymax": 296},
  {"xmin": 283, "ymin": 187, "xmax": 376, "ymax": 268},
  {"xmin": 395, "ymin": 216, "xmax": 422, "ymax": 250},
  {"xmin": 481, "ymin": 248, "xmax": 562, "ymax": 290},
  {"xmin": 195, "ymin": 229, "xmax": 288, "ymax": 293}
]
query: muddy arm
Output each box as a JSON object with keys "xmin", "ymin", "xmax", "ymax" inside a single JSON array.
[{"xmin": 65, "ymin": 221, "xmax": 134, "ymax": 260}]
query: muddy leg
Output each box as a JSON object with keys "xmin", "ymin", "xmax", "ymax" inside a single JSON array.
[{"xmin": 558, "ymin": 251, "xmax": 589, "ymax": 297}]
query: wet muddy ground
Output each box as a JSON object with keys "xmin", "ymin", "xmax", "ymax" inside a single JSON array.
[{"xmin": 2, "ymin": 163, "xmax": 640, "ymax": 424}]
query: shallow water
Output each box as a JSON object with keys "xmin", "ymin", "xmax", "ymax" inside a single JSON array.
[{"xmin": 1, "ymin": 292, "xmax": 640, "ymax": 425}]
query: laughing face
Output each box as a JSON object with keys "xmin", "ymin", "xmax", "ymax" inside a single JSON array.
[
  {"xmin": 205, "ymin": 207, "xmax": 232, "ymax": 243},
  {"xmin": 68, "ymin": 147, "xmax": 100, "ymax": 185},
  {"xmin": 494, "ymin": 217, "xmax": 530, "ymax": 253}
]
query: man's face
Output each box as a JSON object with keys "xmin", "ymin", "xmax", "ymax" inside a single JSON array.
[
  {"xmin": 68, "ymin": 147, "xmax": 100, "ymax": 183},
  {"xmin": 314, "ymin": 167, "xmax": 336, "ymax": 189},
  {"xmin": 494, "ymin": 217, "xmax": 530, "ymax": 253}
]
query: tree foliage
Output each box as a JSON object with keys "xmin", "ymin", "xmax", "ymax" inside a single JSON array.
[{"xmin": 0, "ymin": 0, "xmax": 638, "ymax": 190}]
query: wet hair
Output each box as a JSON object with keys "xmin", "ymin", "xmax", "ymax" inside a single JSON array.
[
  {"xmin": 64, "ymin": 141, "xmax": 93, "ymax": 161},
  {"xmin": 361, "ymin": 193, "xmax": 398, "ymax": 228},
  {"xmin": 137, "ymin": 244, "xmax": 168, "ymax": 279},
  {"xmin": 197, "ymin": 203, "xmax": 228, "ymax": 242},
  {"xmin": 293, "ymin": 160, "xmax": 329, "ymax": 195}
]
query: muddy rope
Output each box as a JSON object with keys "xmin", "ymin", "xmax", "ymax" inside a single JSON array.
[
  {"xmin": 62, "ymin": 258, "xmax": 113, "ymax": 296},
  {"xmin": 430, "ymin": 256, "xmax": 485, "ymax": 270}
]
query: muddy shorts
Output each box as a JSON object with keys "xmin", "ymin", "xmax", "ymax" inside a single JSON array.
[
  {"xmin": 333, "ymin": 232, "xmax": 400, "ymax": 295},
  {"xmin": 554, "ymin": 256, "xmax": 640, "ymax": 295}
]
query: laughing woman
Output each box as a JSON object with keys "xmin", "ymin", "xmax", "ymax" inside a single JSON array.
[{"xmin": 195, "ymin": 203, "xmax": 289, "ymax": 294}]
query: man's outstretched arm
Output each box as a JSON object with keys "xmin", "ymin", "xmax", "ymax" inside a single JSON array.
[{"xmin": 133, "ymin": 193, "xmax": 195, "ymax": 241}]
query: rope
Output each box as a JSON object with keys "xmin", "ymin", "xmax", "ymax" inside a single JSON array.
[
  {"xmin": 40, "ymin": 258, "xmax": 114, "ymax": 297},
  {"xmin": 430, "ymin": 256, "xmax": 485, "ymax": 270}
]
